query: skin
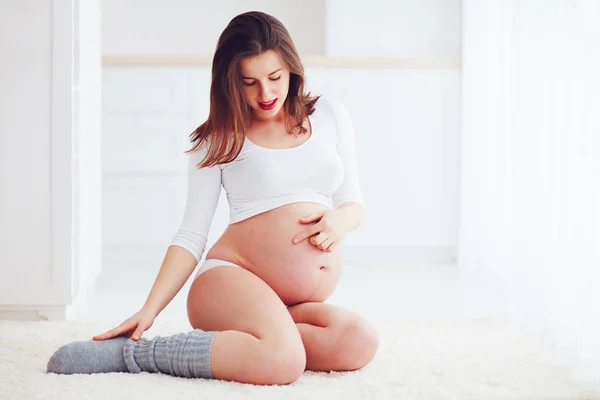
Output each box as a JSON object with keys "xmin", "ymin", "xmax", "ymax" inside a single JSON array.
[
  {"xmin": 202, "ymin": 50, "xmax": 377, "ymax": 381},
  {"xmin": 239, "ymin": 49, "xmax": 290, "ymax": 124},
  {"xmin": 93, "ymin": 49, "xmax": 379, "ymax": 386},
  {"xmin": 238, "ymin": 50, "xmax": 367, "ymax": 253}
]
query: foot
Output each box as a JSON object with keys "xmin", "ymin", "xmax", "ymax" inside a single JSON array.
[{"xmin": 47, "ymin": 336, "xmax": 130, "ymax": 374}]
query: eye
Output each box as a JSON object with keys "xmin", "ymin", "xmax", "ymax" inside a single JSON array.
[
  {"xmin": 243, "ymin": 81, "xmax": 256, "ymax": 86},
  {"xmin": 270, "ymin": 76, "xmax": 281, "ymax": 81}
]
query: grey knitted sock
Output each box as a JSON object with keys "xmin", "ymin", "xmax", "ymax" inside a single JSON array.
[
  {"xmin": 46, "ymin": 336, "xmax": 129, "ymax": 374},
  {"xmin": 123, "ymin": 329, "xmax": 217, "ymax": 379}
]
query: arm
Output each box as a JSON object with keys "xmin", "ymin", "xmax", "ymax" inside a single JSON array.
[
  {"xmin": 140, "ymin": 245, "xmax": 199, "ymax": 317},
  {"xmin": 335, "ymin": 201, "xmax": 365, "ymax": 234},
  {"xmin": 294, "ymin": 101, "xmax": 365, "ymax": 250},
  {"xmin": 331, "ymin": 101, "xmax": 365, "ymax": 233},
  {"xmin": 142, "ymin": 146, "xmax": 222, "ymax": 317}
]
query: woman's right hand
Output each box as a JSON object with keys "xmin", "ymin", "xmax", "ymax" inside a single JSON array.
[{"xmin": 92, "ymin": 308, "xmax": 156, "ymax": 342}]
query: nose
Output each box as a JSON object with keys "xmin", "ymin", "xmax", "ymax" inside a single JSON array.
[{"xmin": 259, "ymin": 84, "xmax": 272, "ymax": 101}]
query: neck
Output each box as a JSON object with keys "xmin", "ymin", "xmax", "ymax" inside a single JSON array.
[{"xmin": 253, "ymin": 107, "xmax": 286, "ymax": 125}]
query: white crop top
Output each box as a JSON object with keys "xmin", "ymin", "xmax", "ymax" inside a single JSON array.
[{"xmin": 170, "ymin": 98, "xmax": 364, "ymax": 262}]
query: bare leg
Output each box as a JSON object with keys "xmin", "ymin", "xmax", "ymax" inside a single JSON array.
[
  {"xmin": 287, "ymin": 302, "xmax": 379, "ymax": 372},
  {"xmin": 187, "ymin": 266, "xmax": 306, "ymax": 385}
]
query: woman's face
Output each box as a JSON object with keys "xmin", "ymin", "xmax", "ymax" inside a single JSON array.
[{"xmin": 239, "ymin": 49, "xmax": 290, "ymax": 121}]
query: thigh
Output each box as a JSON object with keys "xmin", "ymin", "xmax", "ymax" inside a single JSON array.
[
  {"xmin": 288, "ymin": 302, "xmax": 380, "ymax": 371},
  {"xmin": 288, "ymin": 302, "xmax": 358, "ymax": 327},
  {"xmin": 187, "ymin": 265, "xmax": 306, "ymax": 383},
  {"xmin": 187, "ymin": 265, "xmax": 300, "ymax": 340}
]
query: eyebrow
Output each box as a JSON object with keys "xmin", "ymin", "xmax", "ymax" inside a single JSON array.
[{"xmin": 241, "ymin": 69, "xmax": 282, "ymax": 80}]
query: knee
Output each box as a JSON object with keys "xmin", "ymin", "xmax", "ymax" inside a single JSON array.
[
  {"xmin": 255, "ymin": 337, "xmax": 306, "ymax": 385},
  {"xmin": 334, "ymin": 316, "xmax": 380, "ymax": 370}
]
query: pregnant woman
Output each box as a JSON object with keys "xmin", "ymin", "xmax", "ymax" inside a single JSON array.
[{"xmin": 47, "ymin": 11, "xmax": 379, "ymax": 385}]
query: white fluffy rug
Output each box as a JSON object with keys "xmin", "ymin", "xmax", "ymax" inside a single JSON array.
[{"xmin": 1, "ymin": 318, "xmax": 599, "ymax": 400}]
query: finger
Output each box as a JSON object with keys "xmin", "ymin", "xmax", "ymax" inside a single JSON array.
[
  {"xmin": 93, "ymin": 321, "xmax": 135, "ymax": 341},
  {"xmin": 93, "ymin": 330, "xmax": 115, "ymax": 341},
  {"xmin": 93, "ymin": 328, "xmax": 123, "ymax": 341},
  {"xmin": 310, "ymin": 232, "xmax": 328, "ymax": 246},
  {"xmin": 293, "ymin": 225, "xmax": 321, "ymax": 244},
  {"xmin": 319, "ymin": 238, "xmax": 334, "ymax": 251},
  {"xmin": 130, "ymin": 321, "xmax": 150, "ymax": 341},
  {"xmin": 299, "ymin": 212, "xmax": 324, "ymax": 224},
  {"xmin": 131, "ymin": 327, "xmax": 145, "ymax": 341}
]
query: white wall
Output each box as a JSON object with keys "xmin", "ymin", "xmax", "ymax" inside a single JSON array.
[
  {"xmin": 0, "ymin": 1, "xmax": 55, "ymax": 304},
  {"xmin": 72, "ymin": 0, "xmax": 103, "ymax": 306},
  {"xmin": 102, "ymin": 0, "xmax": 326, "ymax": 56},
  {"xmin": 102, "ymin": 67, "xmax": 460, "ymax": 265},
  {"xmin": 460, "ymin": 0, "xmax": 600, "ymax": 379},
  {"xmin": 101, "ymin": 1, "xmax": 461, "ymax": 266},
  {"xmin": 326, "ymin": 0, "xmax": 461, "ymax": 58},
  {"xmin": 0, "ymin": 0, "xmax": 102, "ymax": 320}
]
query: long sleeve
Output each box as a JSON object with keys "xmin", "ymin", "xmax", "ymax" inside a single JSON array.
[
  {"xmin": 170, "ymin": 146, "xmax": 222, "ymax": 263},
  {"xmin": 331, "ymin": 101, "xmax": 365, "ymax": 208}
]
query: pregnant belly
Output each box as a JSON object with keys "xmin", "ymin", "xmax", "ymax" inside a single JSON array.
[{"xmin": 205, "ymin": 203, "xmax": 342, "ymax": 305}]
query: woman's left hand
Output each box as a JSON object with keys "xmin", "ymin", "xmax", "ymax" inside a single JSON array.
[{"xmin": 293, "ymin": 209, "xmax": 352, "ymax": 252}]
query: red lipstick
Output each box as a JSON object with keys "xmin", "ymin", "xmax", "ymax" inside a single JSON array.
[{"xmin": 259, "ymin": 99, "xmax": 277, "ymax": 110}]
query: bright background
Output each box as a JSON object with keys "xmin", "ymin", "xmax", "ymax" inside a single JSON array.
[{"xmin": 1, "ymin": 0, "xmax": 598, "ymax": 379}]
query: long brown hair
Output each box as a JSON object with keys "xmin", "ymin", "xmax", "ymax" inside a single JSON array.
[{"xmin": 186, "ymin": 11, "xmax": 320, "ymax": 167}]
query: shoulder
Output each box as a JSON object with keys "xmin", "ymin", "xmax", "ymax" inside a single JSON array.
[
  {"xmin": 313, "ymin": 97, "xmax": 353, "ymax": 139},
  {"xmin": 188, "ymin": 138, "xmax": 210, "ymax": 157},
  {"xmin": 187, "ymin": 137, "xmax": 222, "ymax": 169},
  {"xmin": 313, "ymin": 97, "xmax": 350, "ymax": 123},
  {"xmin": 312, "ymin": 96, "xmax": 334, "ymax": 116}
]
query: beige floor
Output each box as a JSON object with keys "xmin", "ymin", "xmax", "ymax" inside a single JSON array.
[{"xmin": 4, "ymin": 261, "xmax": 600, "ymax": 399}]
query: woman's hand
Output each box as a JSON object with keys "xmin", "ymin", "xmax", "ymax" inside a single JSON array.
[
  {"xmin": 92, "ymin": 308, "xmax": 156, "ymax": 342},
  {"xmin": 293, "ymin": 209, "xmax": 353, "ymax": 252}
]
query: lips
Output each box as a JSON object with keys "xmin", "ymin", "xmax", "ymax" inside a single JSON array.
[{"xmin": 258, "ymin": 99, "xmax": 277, "ymax": 110}]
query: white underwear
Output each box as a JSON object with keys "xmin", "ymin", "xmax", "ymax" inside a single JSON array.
[{"xmin": 195, "ymin": 258, "xmax": 242, "ymax": 278}]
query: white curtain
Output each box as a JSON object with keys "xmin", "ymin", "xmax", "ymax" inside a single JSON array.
[{"xmin": 460, "ymin": 0, "xmax": 600, "ymax": 379}]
